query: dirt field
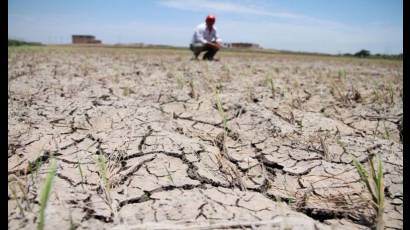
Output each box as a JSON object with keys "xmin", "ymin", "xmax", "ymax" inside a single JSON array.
[{"xmin": 8, "ymin": 46, "xmax": 402, "ymax": 229}]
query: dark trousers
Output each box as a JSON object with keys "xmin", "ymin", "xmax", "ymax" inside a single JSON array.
[{"xmin": 190, "ymin": 43, "xmax": 219, "ymax": 60}]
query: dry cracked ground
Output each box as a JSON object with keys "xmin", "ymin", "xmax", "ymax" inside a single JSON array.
[{"xmin": 8, "ymin": 46, "xmax": 402, "ymax": 229}]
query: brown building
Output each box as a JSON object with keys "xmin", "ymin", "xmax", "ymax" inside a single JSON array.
[{"xmin": 72, "ymin": 35, "xmax": 102, "ymax": 44}]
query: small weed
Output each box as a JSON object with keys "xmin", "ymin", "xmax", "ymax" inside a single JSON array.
[
  {"xmin": 9, "ymin": 183, "xmax": 25, "ymax": 217},
  {"xmin": 336, "ymin": 136, "xmax": 346, "ymax": 151},
  {"xmin": 331, "ymin": 82, "xmax": 349, "ymax": 104},
  {"xmin": 123, "ymin": 87, "xmax": 129, "ymax": 96},
  {"xmin": 372, "ymin": 83, "xmax": 382, "ymax": 104},
  {"xmin": 249, "ymin": 64, "xmax": 256, "ymax": 75},
  {"xmin": 188, "ymin": 79, "xmax": 196, "ymax": 99},
  {"xmin": 214, "ymin": 87, "xmax": 228, "ymax": 134},
  {"xmin": 221, "ymin": 64, "xmax": 231, "ymax": 81},
  {"xmin": 348, "ymin": 85, "xmax": 362, "ymax": 103},
  {"xmin": 76, "ymin": 155, "xmax": 85, "ymax": 191},
  {"xmin": 69, "ymin": 211, "xmax": 77, "ymax": 230},
  {"xmin": 351, "ymin": 154, "xmax": 385, "ymax": 230},
  {"xmin": 95, "ymin": 153, "xmax": 122, "ymax": 213},
  {"xmin": 338, "ymin": 69, "xmax": 346, "ymax": 79},
  {"xmin": 265, "ymin": 74, "xmax": 275, "ymax": 98},
  {"xmin": 37, "ymin": 158, "xmax": 57, "ymax": 230},
  {"xmin": 113, "ymin": 74, "xmax": 119, "ymax": 84},
  {"xmin": 295, "ymin": 119, "xmax": 303, "ymax": 128},
  {"xmin": 95, "ymin": 154, "xmax": 114, "ymax": 215},
  {"xmin": 387, "ymin": 82, "xmax": 394, "ymax": 104},
  {"xmin": 246, "ymin": 84, "xmax": 255, "ymax": 102},
  {"xmin": 96, "ymin": 154, "xmax": 110, "ymax": 191},
  {"xmin": 28, "ymin": 151, "xmax": 45, "ymax": 187},
  {"xmin": 382, "ymin": 121, "xmax": 390, "ymax": 140},
  {"xmin": 286, "ymin": 197, "xmax": 296, "ymax": 205},
  {"xmin": 291, "ymin": 97, "xmax": 302, "ymax": 109},
  {"xmin": 176, "ymin": 72, "xmax": 184, "ymax": 90},
  {"xmin": 319, "ymin": 135, "xmax": 331, "ymax": 161},
  {"xmin": 292, "ymin": 80, "xmax": 299, "ymax": 89},
  {"xmin": 165, "ymin": 165, "xmax": 175, "ymax": 185},
  {"xmin": 10, "ymin": 174, "xmax": 31, "ymax": 212}
]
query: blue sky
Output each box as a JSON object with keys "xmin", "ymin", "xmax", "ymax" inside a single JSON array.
[{"xmin": 9, "ymin": 0, "xmax": 402, "ymax": 54}]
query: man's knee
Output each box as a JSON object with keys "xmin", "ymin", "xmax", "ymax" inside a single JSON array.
[
  {"xmin": 207, "ymin": 46, "xmax": 219, "ymax": 53},
  {"xmin": 190, "ymin": 44, "xmax": 198, "ymax": 52},
  {"xmin": 205, "ymin": 43, "xmax": 219, "ymax": 52}
]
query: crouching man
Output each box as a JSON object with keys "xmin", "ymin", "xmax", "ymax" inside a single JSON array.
[{"xmin": 190, "ymin": 15, "xmax": 222, "ymax": 61}]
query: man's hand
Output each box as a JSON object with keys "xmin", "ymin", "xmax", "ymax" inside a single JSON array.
[
  {"xmin": 213, "ymin": 42, "xmax": 222, "ymax": 49},
  {"xmin": 207, "ymin": 42, "xmax": 221, "ymax": 49}
]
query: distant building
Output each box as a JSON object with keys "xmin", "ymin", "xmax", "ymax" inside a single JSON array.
[
  {"xmin": 223, "ymin": 42, "xmax": 261, "ymax": 49},
  {"xmin": 72, "ymin": 35, "xmax": 102, "ymax": 44}
]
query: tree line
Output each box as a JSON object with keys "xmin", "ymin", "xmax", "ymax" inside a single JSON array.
[
  {"xmin": 341, "ymin": 49, "xmax": 402, "ymax": 60},
  {"xmin": 8, "ymin": 39, "xmax": 43, "ymax": 46}
]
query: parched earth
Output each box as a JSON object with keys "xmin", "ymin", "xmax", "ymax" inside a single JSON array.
[{"xmin": 8, "ymin": 46, "xmax": 402, "ymax": 229}]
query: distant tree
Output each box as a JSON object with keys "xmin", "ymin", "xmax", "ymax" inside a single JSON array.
[
  {"xmin": 354, "ymin": 49, "xmax": 371, "ymax": 58},
  {"xmin": 8, "ymin": 39, "xmax": 42, "ymax": 46}
]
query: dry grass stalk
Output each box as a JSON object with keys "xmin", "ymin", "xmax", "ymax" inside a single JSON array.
[
  {"xmin": 330, "ymin": 82, "xmax": 349, "ymax": 105},
  {"xmin": 9, "ymin": 181, "xmax": 25, "ymax": 217},
  {"xmin": 76, "ymin": 155, "xmax": 86, "ymax": 192},
  {"xmin": 188, "ymin": 79, "xmax": 197, "ymax": 99},
  {"xmin": 319, "ymin": 135, "xmax": 331, "ymax": 161},
  {"xmin": 176, "ymin": 73, "xmax": 184, "ymax": 90},
  {"xmin": 213, "ymin": 132, "xmax": 245, "ymax": 191}
]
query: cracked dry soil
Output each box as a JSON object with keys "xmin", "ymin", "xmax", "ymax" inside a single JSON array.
[{"xmin": 8, "ymin": 47, "xmax": 402, "ymax": 229}]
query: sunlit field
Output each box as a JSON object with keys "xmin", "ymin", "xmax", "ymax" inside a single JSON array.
[{"xmin": 8, "ymin": 46, "xmax": 402, "ymax": 229}]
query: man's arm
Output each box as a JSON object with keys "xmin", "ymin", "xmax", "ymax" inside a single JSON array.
[
  {"xmin": 212, "ymin": 28, "xmax": 222, "ymax": 47},
  {"xmin": 193, "ymin": 27, "xmax": 208, "ymax": 44}
]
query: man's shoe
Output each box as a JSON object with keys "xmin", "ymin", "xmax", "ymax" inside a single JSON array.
[
  {"xmin": 204, "ymin": 56, "xmax": 216, "ymax": 61},
  {"xmin": 191, "ymin": 53, "xmax": 199, "ymax": 60}
]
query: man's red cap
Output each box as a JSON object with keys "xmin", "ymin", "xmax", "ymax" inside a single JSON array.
[{"xmin": 206, "ymin": 15, "xmax": 216, "ymax": 24}]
